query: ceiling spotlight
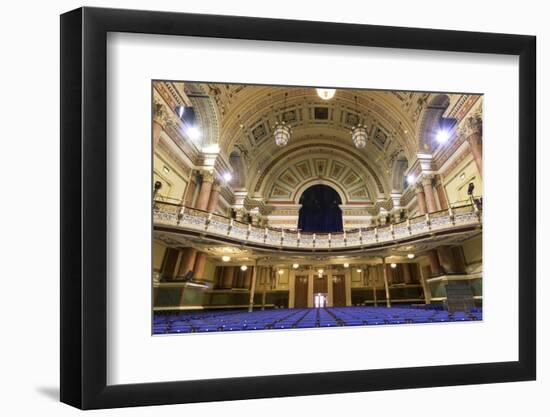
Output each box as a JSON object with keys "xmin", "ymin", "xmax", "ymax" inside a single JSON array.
[
  {"xmin": 187, "ymin": 126, "xmax": 201, "ymax": 141},
  {"xmin": 390, "ymin": 263, "xmax": 397, "ymax": 268},
  {"xmin": 240, "ymin": 265, "xmax": 248, "ymax": 271},
  {"xmin": 278, "ymin": 269, "xmax": 284, "ymax": 275},
  {"xmin": 436, "ymin": 129, "xmax": 450, "ymax": 143},
  {"xmin": 222, "ymin": 256, "xmax": 231, "ymax": 262},
  {"xmin": 407, "ymin": 253, "xmax": 415, "ymax": 259},
  {"xmin": 343, "ymin": 263, "xmax": 349, "ymax": 268},
  {"xmin": 316, "ymin": 88, "xmax": 336, "ymax": 100},
  {"xmin": 356, "ymin": 268, "xmax": 362, "ymax": 273},
  {"xmin": 223, "ymin": 172, "xmax": 232, "ymax": 182},
  {"xmin": 406, "ymin": 174, "xmax": 416, "ymax": 185},
  {"xmin": 292, "ymin": 263, "xmax": 299, "ymax": 269}
]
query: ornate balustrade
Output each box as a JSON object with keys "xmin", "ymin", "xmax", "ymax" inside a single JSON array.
[{"xmin": 153, "ymin": 202, "xmax": 481, "ymax": 251}]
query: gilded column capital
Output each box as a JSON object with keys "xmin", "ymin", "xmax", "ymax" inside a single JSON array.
[
  {"xmin": 463, "ymin": 112, "xmax": 482, "ymax": 138},
  {"xmin": 419, "ymin": 174, "xmax": 434, "ymax": 187},
  {"xmin": 153, "ymin": 102, "xmax": 168, "ymax": 128},
  {"xmin": 201, "ymin": 170, "xmax": 215, "ymax": 183}
]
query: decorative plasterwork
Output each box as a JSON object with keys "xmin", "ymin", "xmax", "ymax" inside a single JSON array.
[
  {"xmin": 266, "ymin": 155, "xmax": 372, "ymax": 204},
  {"xmin": 204, "ymin": 86, "xmax": 416, "ymax": 158},
  {"xmin": 183, "ymin": 83, "xmax": 222, "ymax": 147},
  {"xmin": 252, "ymin": 141, "xmax": 387, "ymax": 198}
]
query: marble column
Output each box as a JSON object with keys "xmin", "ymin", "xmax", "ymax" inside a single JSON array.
[
  {"xmin": 195, "ymin": 171, "xmax": 214, "ymax": 211},
  {"xmin": 248, "ymin": 260, "xmax": 259, "ymax": 312},
  {"xmin": 184, "ymin": 174, "xmax": 197, "ymax": 207},
  {"xmin": 465, "ymin": 113, "xmax": 483, "ymax": 177},
  {"xmin": 382, "ymin": 259, "xmax": 391, "ymax": 307},
  {"xmin": 206, "ymin": 182, "xmax": 221, "ymax": 213},
  {"xmin": 435, "ymin": 176, "xmax": 449, "ymax": 210},
  {"xmin": 422, "ymin": 176, "xmax": 438, "ymax": 213},
  {"xmin": 193, "ymin": 252, "xmax": 208, "ymax": 279},
  {"xmin": 176, "ymin": 247, "xmax": 197, "ymax": 279},
  {"xmin": 415, "ymin": 185, "xmax": 428, "ymax": 215}
]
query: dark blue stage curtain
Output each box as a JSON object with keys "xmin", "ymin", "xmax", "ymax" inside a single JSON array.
[{"xmin": 298, "ymin": 185, "xmax": 343, "ymax": 232}]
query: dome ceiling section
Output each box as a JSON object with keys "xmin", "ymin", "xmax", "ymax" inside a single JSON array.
[
  {"xmin": 253, "ymin": 141, "xmax": 389, "ymax": 204},
  {"xmin": 216, "ymin": 87, "xmax": 417, "ymax": 161},
  {"xmin": 246, "ymin": 125, "xmax": 390, "ymax": 189},
  {"xmin": 265, "ymin": 151, "xmax": 375, "ymax": 205}
]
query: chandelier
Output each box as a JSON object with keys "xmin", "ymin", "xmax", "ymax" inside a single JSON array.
[
  {"xmin": 316, "ymin": 88, "xmax": 336, "ymax": 100},
  {"xmin": 351, "ymin": 95, "xmax": 368, "ymax": 149},
  {"xmin": 273, "ymin": 122, "xmax": 291, "ymax": 147},
  {"xmin": 274, "ymin": 92, "xmax": 292, "ymax": 147},
  {"xmin": 351, "ymin": 124, "xmax": 368, "ymax": 149}
]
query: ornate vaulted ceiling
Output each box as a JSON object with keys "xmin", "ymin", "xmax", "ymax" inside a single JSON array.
[{"xmin": 154, "ymin": 81, "xmax": 480, "ymax": 204}]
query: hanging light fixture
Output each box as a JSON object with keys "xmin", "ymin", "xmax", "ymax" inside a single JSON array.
[
  {"xmin": 316, "ymin": 88, "xmax": 336, "ymax": 100},
  {"xmin": 273, "ymin": 92, "xmax": 292, "ymax": 147},
  {"xmin": 351, "ymin": 95, "xmax": 368, "ymax": 149}
]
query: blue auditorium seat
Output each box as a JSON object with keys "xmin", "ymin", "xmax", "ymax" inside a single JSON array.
[{"xmin": 152, "ymin": 305, "xmax": 483, "ymax": 334}]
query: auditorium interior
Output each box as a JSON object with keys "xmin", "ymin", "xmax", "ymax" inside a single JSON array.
[{"xmin": 152, "ymin": 81, "xmax": 483, "ymax": 334}]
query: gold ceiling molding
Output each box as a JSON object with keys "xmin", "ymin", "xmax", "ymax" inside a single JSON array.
[
  {"xmin": 265, "ymin": 155, "xmax": 373, "ymax": 204},
  {"xmin": 251, "ymin": 141, "xmax": 387, "ymax": 197},
  {"xmin": 203, "ymin": 85, "xmax": 417, "ymax": 157}
]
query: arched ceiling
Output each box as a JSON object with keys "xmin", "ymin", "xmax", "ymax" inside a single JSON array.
[
  {"xmin": 181, "ymin": 82, "xmax": 440, "ymax": 199},
  {"xmin": 161, "ymin": 82, "xmax": 480, "ymax": 204},
  {"xmin": 254, "ymin": 140, "xmax": 387, "ymax": 204},
  {"xmin": 186, "ymin": 83, "xmax": 422, "ymax": 158}
]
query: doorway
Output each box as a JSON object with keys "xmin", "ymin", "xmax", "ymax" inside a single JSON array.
[
  {"xmin": 298, "ymin": 184, "xmax": 343, "ymax": 232},
  {"xmin": 332, "ymin": 274, "xmax": 346, "ymax": 307},
  {"xmin": 294, "ymin": 275, "xmax": 308, "ymax": 308},
  {"xmin": 314, "ymin": 293, "xmax": 328, "ymax": 308}
]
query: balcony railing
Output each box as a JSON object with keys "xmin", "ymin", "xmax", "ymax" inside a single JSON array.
[{"xmin": 153, "ymin": 202, "xmax": 481, "ymax": 251}]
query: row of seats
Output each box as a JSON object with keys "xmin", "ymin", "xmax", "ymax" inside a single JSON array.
[{"xmin": 153, "ymin": 305, "xmax": 483, "ymax": 334}]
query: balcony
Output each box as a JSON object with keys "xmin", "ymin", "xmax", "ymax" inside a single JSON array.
[{"xmin": 153, "ymin": 202, "xmax": 481, "ymax": 252}]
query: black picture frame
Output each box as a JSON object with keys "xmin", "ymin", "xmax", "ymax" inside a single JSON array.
[{"xmin": 60, "ymin": 6, "xmax": 536, "ymax": 410}]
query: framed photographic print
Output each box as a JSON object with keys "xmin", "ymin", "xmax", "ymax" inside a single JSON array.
[{"xmin": 60, "ymin": 6, "xmax": 536, "ymax": 410}]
